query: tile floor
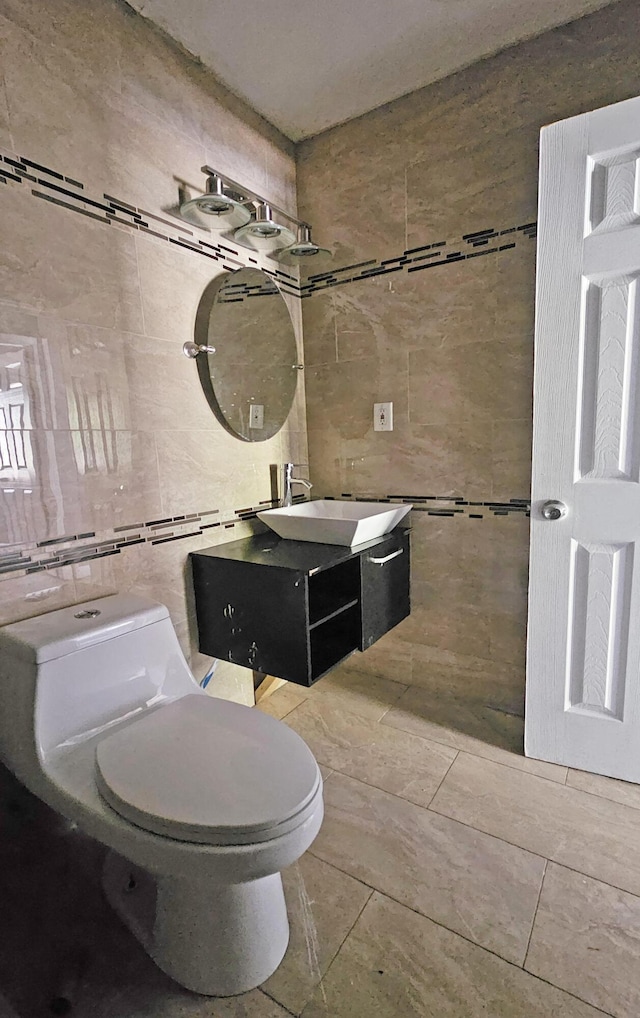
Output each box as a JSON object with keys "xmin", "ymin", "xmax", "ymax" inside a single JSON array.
[{"xmin": 2, "ymin": 664, "xmax": 640, "ymax": 1016}]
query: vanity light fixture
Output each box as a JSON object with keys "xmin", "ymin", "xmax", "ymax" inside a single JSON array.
[
  {"xmin": 179, "ymin": 173, "xmax": 252, "ymax": 231},
  {"xmin": 179, "ymin": 166, "xmax": 330, "ymax": 262},
  {"xmin": 276, "ymin": 224, "xmax": 332, "ymax": 266},
  {"xmin": 234, "ymin": 203, "xmax": 296, "ymax": 252}
]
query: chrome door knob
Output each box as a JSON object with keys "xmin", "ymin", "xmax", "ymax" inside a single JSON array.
[{"xmin": 541, "ymin": 500, "xmax": 568, "ymax": 521}]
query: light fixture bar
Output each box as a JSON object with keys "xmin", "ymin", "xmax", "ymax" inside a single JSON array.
[{"xmin": 200, "ymin": 165, "xmax": 307, "ymax": 230}]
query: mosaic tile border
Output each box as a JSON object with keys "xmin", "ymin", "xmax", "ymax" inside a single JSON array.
[
  {"xmin": 0, "ymin": 495, "xmax": 303, "ymax": 580},
  {"xmin": 0, "ymin": 149, "xmax": 301, "ymax": 300},
  {"xmin": 0, "ymin": 147, "xmax": 537, "ymax": 301},
  {"xmin": 300, "ymin": 224, "xmax": 536, "ymax": 298},
  {"xmin": 327, "ymin": 493, "xmax": 531, "ymax": 520},
  {"xmin": 0, "ymin": 491, "xmax": 530, "ymax": 581}
]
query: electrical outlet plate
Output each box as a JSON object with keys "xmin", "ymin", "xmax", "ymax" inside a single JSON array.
[
  {"xmin": 374, "ymin": 401, "xmax": 393, "ymax": 432},
  {"xmin": 249, "ymin": 404, "xmax": 264, "ymax": 429}
]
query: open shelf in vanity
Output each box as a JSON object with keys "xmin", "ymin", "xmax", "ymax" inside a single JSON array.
[{"xmin": 191, "ymin": 527, "xmax": 410, "ymax": 687}]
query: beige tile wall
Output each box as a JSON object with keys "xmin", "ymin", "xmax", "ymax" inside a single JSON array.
[
  {"xmin": 0, "ymin": 0, "xmax": 305, "ymax": 704},
  {"xmin": 297, "ymin": 0, "xmax": 640, "ymax": 704}
]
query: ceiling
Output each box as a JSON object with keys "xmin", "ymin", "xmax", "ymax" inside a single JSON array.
[{"xmin": 130, "ymin": 0, "xmax": 618, "ymax": 141}]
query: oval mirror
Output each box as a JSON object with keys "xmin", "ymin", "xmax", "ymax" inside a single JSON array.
[{"xmin": 194, "ymin": 268, "xmax": 299, "ymax": 442}]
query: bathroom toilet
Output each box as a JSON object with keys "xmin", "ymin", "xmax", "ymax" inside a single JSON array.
[{"xmin": 0, "ymin": 594, "xmax": 323, "ymax": 996}]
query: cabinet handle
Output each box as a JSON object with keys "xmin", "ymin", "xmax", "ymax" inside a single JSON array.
[{"xmin": 368, "ymin": 548, "xmax": 404, "ymax": 565}]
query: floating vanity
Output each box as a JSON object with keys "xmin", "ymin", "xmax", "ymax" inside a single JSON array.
[{"xmin": 191, "ymin": 526, "xmax": 410, "ymax": 686}]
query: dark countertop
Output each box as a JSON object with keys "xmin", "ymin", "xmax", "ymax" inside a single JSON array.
[{"xmin": 191, "ymin": 528, "xmax": 410, "ymax": 576}]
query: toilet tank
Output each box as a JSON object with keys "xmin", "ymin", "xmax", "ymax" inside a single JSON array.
[{"xmin": 0, "ymin": 594, "xmax": 201, "ymax": 776}]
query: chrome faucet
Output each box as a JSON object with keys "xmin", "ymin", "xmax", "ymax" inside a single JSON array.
[{"xmin": 282, "ymin": 462, "xmax": 313, "ymax": 507}]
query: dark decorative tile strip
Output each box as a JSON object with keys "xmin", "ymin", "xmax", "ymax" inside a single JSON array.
[
  {"xmin": 150, "ymin": 530, "xmax": 202, "ymax": 546},
  {"xmin": 1, "ymin": 146, "xmax": 538, "ymax": 302},
  {"xmin": 0, "ymin": 497, "xmax": 282, "ymax": 580},
  {"xmin": 21, "ymin": 157, "xmax": 65, "ymax": 180},
  {"xmin": 333, "ymin": 492, "xmax": 530, "ymax": 520},
  {"xmin": 104, "ymin": 193, "xmax": 136, "ymax": 212},
  {"xmin": 33, "ymin": 189, "xmax": 111, "ymax": 225},
  {"xmin": 0, "ymin": 488, "xmax": 529, "ymax": 580}
]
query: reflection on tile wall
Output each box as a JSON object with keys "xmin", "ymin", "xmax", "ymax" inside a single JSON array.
[
  {"xmin": 298, "ymin": 0, "xmax": 640, "ymax": 707},
  {"xmin": 0, "ymin": 0, "xmax": 305, "ymax": 704}
]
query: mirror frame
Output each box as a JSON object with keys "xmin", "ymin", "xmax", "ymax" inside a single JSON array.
[{"xmin": 193, "ymin": 268, "xmax": 298, "ymax": 443}]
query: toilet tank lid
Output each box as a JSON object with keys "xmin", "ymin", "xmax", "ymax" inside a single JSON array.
[{"xmin": 0, "ymin": 594, "xmax": 170, "ymax": 664}]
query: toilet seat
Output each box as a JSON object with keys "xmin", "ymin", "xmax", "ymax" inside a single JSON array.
[{"xmin": 95, "ymin": 694, "xmax": 321, "ymax": 846}]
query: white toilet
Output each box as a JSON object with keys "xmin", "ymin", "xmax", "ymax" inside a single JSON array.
[{"xmin": 0, "ymin": 593, "xmax": 323, "ymax": 996}]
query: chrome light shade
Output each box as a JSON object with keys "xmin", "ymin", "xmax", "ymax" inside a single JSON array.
[
  {"xmin": 234, "ymin": 203, "xmax": 297, "ymax": 252},
  {"xmin": 179, "ymin": 175, "xmax": 252, "ymax": 231},
  {"xmin": 276, "ymin": 224, "xmax": 332, "ymax": 266}
]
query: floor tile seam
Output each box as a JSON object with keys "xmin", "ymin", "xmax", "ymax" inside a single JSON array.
[
  {"xmin": 522, "ymin": 955, "xmax": 621, "ymax": 1018},
  {"xmin": 292, "ymin": 870, "xmax": 602, "ymax": 993},
  {"xmin": 565, "ymin": 775, "xmax": 640, "ymax": 812},
  {"xmin": 522, "ymin": 857, "xmax": 548, "ymax": 969},
  {"xmin": 427, "ymin": 801, "xmax": 640, "ymax": 899},
  {"xmin": 426, "ymin": 801, "xmax": 553, "ymax": 868},
  {"xmin": 258, "ymin": 987, "xmax": 299, "ymax": 1016},
  {"xmin": 451, "ymin": 748, "xmax": 594, "ymax": 790},
  {"xmin": 321, "ymin": 761, "xmax": 456, "ymax": 813},
  {"xmin": 296, "ymin": 688, "xmax": 408, "ymax": 723},
  {"xmin": 297, "ymin": 871, "xmax": 622, "ymax": 1018},
  {"xmin": 296, "ymin": 700, "xmax": 462, "ymax": 761},
  {"xmin": 535, "ymin": 857, "xmax": 640, "ymax": 904},
  {"xmin": 517, "ymin": 961, "xmax": 617, "ymax": 1017},
  {"xmin": 448, "ymin": 749, "xmax": 640, "ymax": 820},
  {"xmin": 264, "ymin": 856, "xmax": 375, "ymax": 1014},
  {"xmin": 279, "ymin": 700, "xmax": 311, "ymax": 721},
  {"xmin": 425, "ymin": 748, "xmax": 460, "ymax": 808},
  {"xmin": 377, "ymin": 714, "xmax": 570, "ymax": 784},
  {"xmin": 280, "ymin": 700, "xmax": 311, "ymax": 724},
  {"xmin": 306, "ymin": 692, "xmax": 399, "ymax": 724},
  {"xmin": 305, "ymin": 886, "xmax": 377, "ymax": 1010}
]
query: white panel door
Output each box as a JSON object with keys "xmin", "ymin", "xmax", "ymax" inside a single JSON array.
[{"xmin": 526, "ymin": 93, "xmax": 640, "ymax": 781}]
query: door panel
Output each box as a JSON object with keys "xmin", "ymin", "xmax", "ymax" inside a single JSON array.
[
  {"xmin": 566, "ymin": 540, "xmax": 632, "ymax": 720},
  {"xmin": 526, "ymin": 94, "xmax": 640, "ymax": 780}
]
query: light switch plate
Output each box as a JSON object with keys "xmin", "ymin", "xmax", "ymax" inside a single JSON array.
[{"xmin": 374, "ymin": 401, "xmax": 393, "ymax": 431}]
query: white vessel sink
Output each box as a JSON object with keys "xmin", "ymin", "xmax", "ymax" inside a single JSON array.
[{"xmin": 257, "ymin": 499, "xmax": 412, "ymax": 547}]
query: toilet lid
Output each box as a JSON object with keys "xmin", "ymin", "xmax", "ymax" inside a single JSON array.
[{"xmin": 95, "ymin": 695, "xmax": 321, "ymax": 845}]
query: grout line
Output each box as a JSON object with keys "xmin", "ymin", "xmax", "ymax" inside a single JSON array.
[
  {"xmin": 426, "ymin": 795, "xmax": 640, "ymax": 901},
  {"xmin": 258, "ymin": 989, "xmax": 298, "ymax": 1016},
  {"xmin": 409, "ymin": 736, "xmax": 570, "ymax": 789},
  {"xmin": 303, "ymin": 853, "xmax": 617, "ymax": 1017},
  {"xmin": 426, "ymin": 750, "xmax": 460, "ymax": 808},
  {"xmin": 452, "ymin": 747, "xmax": 636, "ymax": 794},
  {"xmin": 563, "ymin": 772, "xmax": 640, "ymax": 812},
  {"xmin": 131, "ymin": 230, "xmax": 147, "ymax": 337},
  {"xmin": 311, "ymin": 760, "xmax": 451, "ymax": 815},
  {"xmin": 522, "ymin": 858, "xmax": 547, "ymax": 970},
  {"xmin": 285, "ymin": 877, "xmax": 376, "ymax": 1014},
  {"xmin": 317, "ymin": 742, "xmax": 640, "ymax": 903}
]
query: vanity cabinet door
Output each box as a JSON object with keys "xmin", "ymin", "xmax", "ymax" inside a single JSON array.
[
  {"xmin": 191, "ymin": 557, "xmax": 311, "ymax": 682},
  {"xmin": 359, "ymin": 530, "xmax": 410, "ymax": 650}
]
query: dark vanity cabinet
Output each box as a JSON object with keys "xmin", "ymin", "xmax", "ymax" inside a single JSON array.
[{"xmin": 191, "ymin": 528, "xmax": 410, "ymax": 686}]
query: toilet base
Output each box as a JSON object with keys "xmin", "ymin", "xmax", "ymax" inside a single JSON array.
[{"xmin": 102, "ymin": 851, "xmax": 290, "ymax": 996}]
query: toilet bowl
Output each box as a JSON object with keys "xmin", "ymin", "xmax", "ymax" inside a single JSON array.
[{"xmin": 0, "ymin": 594, "xmax": 323, "ymax": 996}]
